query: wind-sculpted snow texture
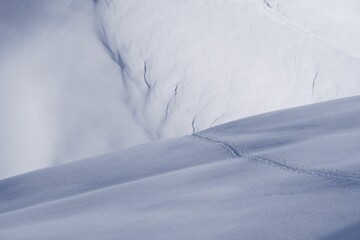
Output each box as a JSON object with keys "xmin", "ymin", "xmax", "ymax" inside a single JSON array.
[
  {"xmin": 1, "ymin": 0, "xmax": 360, "ymax": 178},
  {"xmin": 1, "ymin": 96, "xmax": 360, "ymax": 239},
  {"xmin": 96, "ymin": 0, "xmax": 360, "ymax": 139}
]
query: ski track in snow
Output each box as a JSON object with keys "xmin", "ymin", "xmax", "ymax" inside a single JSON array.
[{"xmin": 192, "ymin": 133, "xmax": 360, "ymax": 183}]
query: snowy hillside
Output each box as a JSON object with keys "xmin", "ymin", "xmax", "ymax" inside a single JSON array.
[
  {"xmin": 1, "ymin": 0, "xmax": 360, "ymax": 178},
  {"xmin": 1, "ymin": 96, "xmax": 360, "ymax": 239},
  {"xmin": 0, "ymin": 0, "xmax": 149, "ymax": 178}
]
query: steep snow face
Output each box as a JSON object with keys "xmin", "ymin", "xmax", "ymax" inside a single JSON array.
[
  {"xmin": 1, "ymin": 0, "xmax": 360, "ymax": 178},
  {"xmin": 95, "ymin": 0, "xmax": 360, "ymax": 140},
  {"xmin": 1, "ymin": 96, "xmax": 360, "ymax": 239}
]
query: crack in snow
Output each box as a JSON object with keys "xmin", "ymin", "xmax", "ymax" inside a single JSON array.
[
  {"xmin": 191, "ymin": 116, "xmax": 197, "ymax": 134},
  {"xmin": 143, "ymin": 61, "xmax": 151, "ymax": 98},
  {"xmin": 263, "ymin": 0, "xmax": 272, "ymax": 9},
  {"xmin": 312, "ymin": 71, "xmax": 318, "ymax": 95}
]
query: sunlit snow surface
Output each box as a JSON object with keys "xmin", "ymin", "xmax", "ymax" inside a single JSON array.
[
  {"xmin": 1, "ymin": 96, "xmax": 360, "ymax": 239},
  {"xmin": 1, "ymin": 0, "xmax": 360, "ymax": 178}
]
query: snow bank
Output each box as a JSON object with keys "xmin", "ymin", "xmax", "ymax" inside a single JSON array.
[{"xmin": 1, "ymin": 96, "xmax": 360, "ymax": 239}]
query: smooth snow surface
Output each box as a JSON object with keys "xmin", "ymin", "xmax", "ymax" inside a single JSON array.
[
  {"xmin": 1, "ymin": 96, "xmax": 360, "ymax": 239},
  {"xmin": 0, "ymin": 0, "xmax": 149, "ymax": 179},
  {"xmin": 1, "ymin": 0, "xmax": 360, "ymax": 178}
]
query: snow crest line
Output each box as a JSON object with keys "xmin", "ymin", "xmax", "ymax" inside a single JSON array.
[{"xmin": 191, "ymin": 133, "xmax": 360, "ymax": 183}]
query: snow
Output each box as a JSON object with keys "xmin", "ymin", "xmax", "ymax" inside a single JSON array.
[
  {"xmin": 1, "ymin": 0, "xmax": 360, "ymax": 178},
  {"xmin": 1, "ymin": 96, "xmax": 360, "ymax": 239},
  {"xmin": 0, "ymin": 0, "xmax": 148, "ymax": 178},
  {"xmin": 267, "ymin": 0, "xmax": 360, "ymax": 58},
  {"xmin": 96, "ymin": 0, "xmax": 360, "ymax": 139},
  {"xmin": 1, "ymin": 1, "xmax": 360, "ymax": 238}
]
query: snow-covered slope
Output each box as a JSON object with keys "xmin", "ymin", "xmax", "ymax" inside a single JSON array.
[
  {"xmin": 266, "ymin": 0, "xmax": 360, "ymax": 58},
  {"xmin": 1, "ymin": 96, "xmax": 360, "ymax": 239},
  {"xmin": 0, "ymin": 0, "xmax": 149, "ymax": 178},
  {"xmin": 1, "ymin": 0, "xmax": 360, "ymax": 178},
  {"xmin": 95, "ymin": 0, "xmax": 360, "ymax": 140}
]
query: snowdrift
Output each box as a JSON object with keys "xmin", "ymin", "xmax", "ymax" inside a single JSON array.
[{"xmin": 1, "ymin": 96, "xmax": 360, "ymax": 239}]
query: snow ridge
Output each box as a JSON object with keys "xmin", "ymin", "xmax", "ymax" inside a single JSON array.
[{"xmin": 192, "ymin": 133, "xmax": 360, "ymax": 183}]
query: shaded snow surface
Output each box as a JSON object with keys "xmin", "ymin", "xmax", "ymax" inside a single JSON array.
[{"xmin": 1, "ymin": 96, "xmax": 360, "ymax": 239}]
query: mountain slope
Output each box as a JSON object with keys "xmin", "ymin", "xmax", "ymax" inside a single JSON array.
[
  {"xmin": 1, "ymin": 0, "xmax": 360, "ymax": 179},
  {"xmin": 95, "ymin": 0, "xmax": 360, "ymax": 140},
  {"xmin": 1, "ymin": 96, "xmax": 360, "ymax": 239},
  {"xmin": 0, "ymin": 0, "xmax": 149, "ymax": 178}
]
